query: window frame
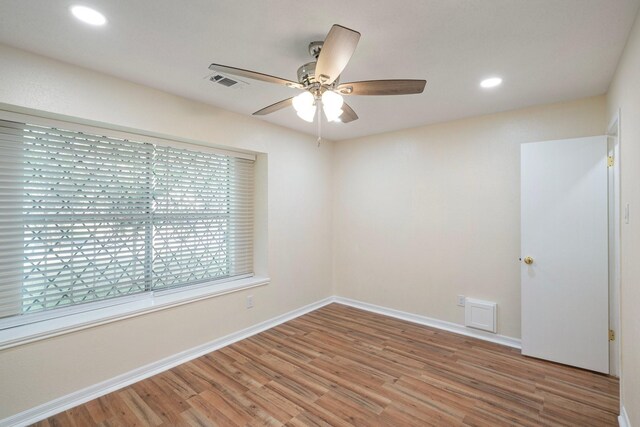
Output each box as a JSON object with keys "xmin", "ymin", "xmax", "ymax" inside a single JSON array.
[{"xmin": 0, "ymin": 108, "xmax": 267, "ymax": 350}]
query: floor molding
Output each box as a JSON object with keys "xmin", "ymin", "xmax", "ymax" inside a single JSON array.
[
  {"xmin": 2, "ymin": 295, "xmax": 525, "ymax": 426},
  {"xmin": 619, "ymin": 404, "xmax": 631, "ymax": 427},
  {"xmin": 334, "ymin": 296, "xmax": 521, "ymax": 349},
  {"xmin": 0, "ymin": 296, "xmax": 335, "ymax": 427}
]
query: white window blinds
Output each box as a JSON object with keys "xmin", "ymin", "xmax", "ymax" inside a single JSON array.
[
  {"xmin": 0, "ymin": 119, "xmax": 254, "ymax": 320},
  {"xmin": 152, "ymin": 145, "xmax": 254, "ymax": 290}
]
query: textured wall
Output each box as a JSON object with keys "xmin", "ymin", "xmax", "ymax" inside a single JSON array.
[
  {"xmin": 333, "ymin": 96, "xmax": 606, "ymax": 339},
  {"xmin": 0, "ymin": 43, "xmax": 334, "ymax": 418},
  {"xmin": 607, "ymin": 7, "xmax": 640, "ymax": 425}
]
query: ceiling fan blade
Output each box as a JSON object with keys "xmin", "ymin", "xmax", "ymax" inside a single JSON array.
[
  {"xmin": 253, "ymin": 97, "xmax": 294, "ymax": 116},
  {"xmin": 209, "ymin": 63, "xmax": 303, "ymax": 89},
  {"xmin": 336, "ymin": 80, "xmax": 427, "ymax": 96},
  {"xmin": 339, "ymin": 102, "xmax": 358, "ymax": 123},
  {"xmin": 315, "ymin": 25, "xmax": 361, "ymax": 85}
]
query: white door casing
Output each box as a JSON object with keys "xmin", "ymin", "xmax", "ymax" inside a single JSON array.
[{"xmin": 607, "ymin": 112, "xmax": 621, "ymax": 377}]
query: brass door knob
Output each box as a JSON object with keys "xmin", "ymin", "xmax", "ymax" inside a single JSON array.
[{"xmin": 523, "ymin": 256, "xmax": 534, "ymax": 265}]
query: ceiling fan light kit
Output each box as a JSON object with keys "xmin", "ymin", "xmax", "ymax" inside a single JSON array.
[
  {"xmin": 292, "ymin": 91, "xmax": 316, "ymax": 122},
  {"xmin": 321, "ymin": 90, "xmax": 344, "ymax": 122},
  {"xmin": 209, "ymin": 24, "xmax": 427, "ymax": 127}
]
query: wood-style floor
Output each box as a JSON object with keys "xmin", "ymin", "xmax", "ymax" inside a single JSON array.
[{"xmin": 33, "ymin": 303, "xmax": 619, "ymax": 426}]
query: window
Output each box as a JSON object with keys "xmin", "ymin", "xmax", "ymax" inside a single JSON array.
[{"xmin": 0, "ymin": 118, "xmax": 254, "ymax": 322}]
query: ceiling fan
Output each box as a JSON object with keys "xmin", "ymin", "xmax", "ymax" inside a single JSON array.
[{"xmin": 209, "ymin": 24, "xmax": 426, "ymax": 124}]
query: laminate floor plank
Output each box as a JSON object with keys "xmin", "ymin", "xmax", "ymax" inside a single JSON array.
[{"xmin": 34, "ymin": 304, "xmax": 619, "ymax": 426}]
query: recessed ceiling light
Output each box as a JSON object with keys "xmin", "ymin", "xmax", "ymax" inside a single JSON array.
[
  {"xmin": 70, "ymin": 5, "xmax": 107, "ymax": 26},
  {"xmin": 480, "ymin": 77, "xmax": 503, "ymax": 88}
]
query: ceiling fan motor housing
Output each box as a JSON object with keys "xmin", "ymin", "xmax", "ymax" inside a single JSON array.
[
  {"xmin": 298, "ymin": 49, "xmax": 341, "ymax": 94},
  {"xmin": 308, "ymin": 41, "xmax": 324, "ymax": 59},
  {"xmin": 297, "ymin": 61, "xmax": 341, "ymax": 95},
  {"xmin": 297, "ymin": 62, "xmax": 318, "ymax": 86},
  {"xmin": 297, "ymin": 41, "xmax": 343, "ymax": 90}
]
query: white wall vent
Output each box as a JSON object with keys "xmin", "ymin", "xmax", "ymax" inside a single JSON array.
[{"xmin": 464, "ymin": 298, "xmax": 497, "ymax": 333}]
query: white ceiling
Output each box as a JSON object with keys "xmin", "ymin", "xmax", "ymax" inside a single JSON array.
[{"xmin": 0, "ymin": 0, "xmax": 638, "ymax": 141}]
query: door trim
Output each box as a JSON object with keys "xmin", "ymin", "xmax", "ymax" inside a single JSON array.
[{"xmin": 607, "ymin": 110, "xmax": 621, "ymax": 377}]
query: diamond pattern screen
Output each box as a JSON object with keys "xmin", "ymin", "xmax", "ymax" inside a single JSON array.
[
  {"xmin": 152, "ymin": 145, "xmax": 254, "ymax": 290},
  {"xmin": 0, "ymin": 119, "xmax": 254, "ymax": 319}
]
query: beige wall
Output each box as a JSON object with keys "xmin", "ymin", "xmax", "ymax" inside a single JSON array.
[
  {"xmin": 607, "ymin": 8, "xmax": 640, "ymax": 425},
  {"xmin": 0, "ymin": 37, "xmax": 629, "ymax": 421},
  {"xmin": 332, "ymin": 96, "xmax": 607, "ymax": 339},
  {"xmin": 0, "ymin": 44, "xmax": 334, "ymax": 418}
]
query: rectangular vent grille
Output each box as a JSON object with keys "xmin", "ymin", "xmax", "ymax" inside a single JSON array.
[{"xmin": 210, "ymin": 75, "xmax": 238, "ymax": 87}]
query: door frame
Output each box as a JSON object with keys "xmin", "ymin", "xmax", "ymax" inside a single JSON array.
[{"xmin": 607, "ymin": 110, "xmax": 621, "ymax": 377}]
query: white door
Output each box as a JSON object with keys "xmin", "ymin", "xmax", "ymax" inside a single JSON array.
[{"xmin": 521, "ymin": 136, "xmax": 609, "ymax": 373}]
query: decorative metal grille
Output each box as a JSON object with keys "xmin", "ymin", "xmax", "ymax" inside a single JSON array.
[
  {"xmin": 0, "ymin": 119, "xmax": 254, "ymax": 318},
  {"xmin": 21, "ymin": 126, "xmax": 153, "ymax": 313},
  {"xmin": 152, "ymin": 146, "xmax": 233, "ymax": 290}
]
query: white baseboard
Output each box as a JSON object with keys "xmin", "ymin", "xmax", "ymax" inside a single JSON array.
[
  {"xmin": 2, "ymin": 295, "xmax": 524, "ymax": 426},
  {"xmin": 0, "ymin": 296, "xmax": 335, "ymax": 427},
  {"xmin": 619, "ymin": 405, "xmax": 631, "ymax": 427},
  {"xmin": 334, "ymin": 296, "xmax": 521, "ymax": 349}
]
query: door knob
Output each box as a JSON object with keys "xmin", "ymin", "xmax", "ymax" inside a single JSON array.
[{"xmin": 523, "ymin": 256, "xmax": 534, "ymax": 265}]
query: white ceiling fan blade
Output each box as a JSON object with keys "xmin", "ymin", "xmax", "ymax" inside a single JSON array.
[{"xmin": 315, "ymin": 25, "xmax": 361, "ymax": 85}]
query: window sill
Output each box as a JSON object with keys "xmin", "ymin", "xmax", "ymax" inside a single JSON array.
[{"xmin": 0, "ymin": 276, "xmax": 270, "ymax": 351}]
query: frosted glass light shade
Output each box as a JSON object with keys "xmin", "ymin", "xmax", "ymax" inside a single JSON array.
[
  {"xmin": 296, "ymin": 106, "xmax": 316, "ymax": 122},
  {"xmin": 292, "ymin": 91, "xmax": 316, "ymax": 122},
  {"xmin": 293, "ymin": 92, "xmax": 314, "ymax": 112},
  {"xmin": 331, "ymin": 109, "xmax": 344, "ymax": 122},
  {"xmin": 321, "ymin": 91, "xmax": 344, "ymax": 122}
]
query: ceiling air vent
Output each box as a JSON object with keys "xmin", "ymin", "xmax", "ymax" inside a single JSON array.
[
  {"xmin": 207, "ymin": 73, "xmax": 249, "ymax": 90},
  {"xmin": 210, "ymin": 74, "xmax": 238, "ymax": 87}
]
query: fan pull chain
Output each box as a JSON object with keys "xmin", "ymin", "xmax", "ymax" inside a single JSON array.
[{"xmin": 316, "ymin": 101, "xmax": 322, "ymax": 146}]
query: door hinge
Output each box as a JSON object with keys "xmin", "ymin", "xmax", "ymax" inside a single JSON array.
[
  {"xmin": 608, "ymin": 156, "xmax": 614, "ymax": 168},
  {"xmin": 609, "ymin": 329, "xmax": 615, "ymax": 341}
]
